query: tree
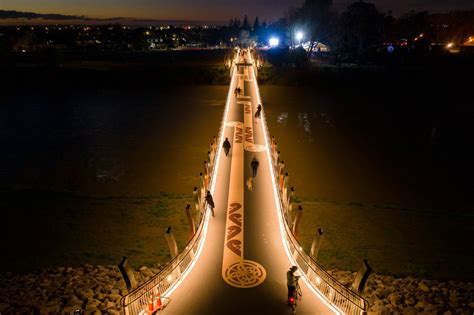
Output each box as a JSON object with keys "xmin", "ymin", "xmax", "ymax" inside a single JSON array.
[
  {"xmin": 253, "ymin": 16, "xmax": 260, "ymax": 32},
  {"xmin": 335, "ymin": 1, "xmax": 386, "ymax": 61},
  {"xmin": 296, "ymin": 0, "xmax": 334, "ymax": 57},
  {"xmin": 242, "ymin": 15, "xmax": 251, "ymax": 31},
  {"xmin": 233, "ymin": 18, "xmax": 241, "ymax": 29}
]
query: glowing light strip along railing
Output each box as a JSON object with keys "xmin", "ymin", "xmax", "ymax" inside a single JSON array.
[
  {"xmin": 250, "ymin": 54, "xmax": 368, "ymax": 315},
  {"xmin": 121, "ymin": 52, "xmax": 240, "ymax": 315}
]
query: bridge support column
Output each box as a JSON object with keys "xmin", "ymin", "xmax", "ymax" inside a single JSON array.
[
  {"xmin": 199, "ymin": 172, "xmax": 206, "ymax": 200},
  {"xmin": 165, "ymin": 227, "xmax": 181, "ymax": 276},
  {"xmin": 185, "ymin": 204, "xmax": 196, "ymax": 240},
  {"xmin": 118, "ymin": 256, "xmax": 138, "ymax": 292},
  {"xmin": 212, "ymin": 136, "xmax": 217, "ymax": 154},
  {"xmin": 287, "ymin": 187, "xmax": 295, "ymax": 212},
  {"xmin": 193, "ymin": 187, "xmax": 200, "ymax": 213},
  {"xmin": 282, "ymin": 172, "xmax": 289, "ymax": 196},
  {"xmin": 285, "ymin": 187, "xmax": 295, "ymax": 226},
  {"xmin": 203, "ymin": 161, "xmax": 209, "ymax": 191},
  {"xmin": 271, "ymin": 136, "xmax": 276, "ymax": 155},
  {"xmin": 274, "ymin": 150, "xmax": 280, "ymax": 170},
  {"xmin": 165, "ymin": 227, "xmax": 179, "ymax": 259},
  {"xmin": 292, "ymin": 205, "xmax": 303, "ymax": 239},
  {"xmin": 351, "ymin": 259, "xmax": 372, "ymax": 294},
  {"xmin": 310, "ymin": 228, "xmax": 324, "ymax": 261}
]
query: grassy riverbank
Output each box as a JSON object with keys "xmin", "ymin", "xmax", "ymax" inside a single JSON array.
[
  {"xmin": 0, "ymin": 190, "xmax": 194, "ymax": 272},
  {"xmin": 1, "ymin": 50, "xmax": 472, "ymax": 283},
  {"xmin": 297, "ymin": 198, "xmax": 473, "ymax": 281}
]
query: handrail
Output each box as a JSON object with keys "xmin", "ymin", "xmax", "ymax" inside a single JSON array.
[
  {"xmin": 121, "ymin": 49, "xmax": 368, "ymax": 315},
  {"xmin": 121, "ymin": 50, "xmax": 239, "ymax": 315},
  {"xmin": 250, "ymin": 53, "xmax": 369, "ymax": 315}
]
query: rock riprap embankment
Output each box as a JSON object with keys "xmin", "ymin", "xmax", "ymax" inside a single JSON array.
[
  {"xmin": 1, "ymin": 266, "xmax": 473, "ymax": 314},
  {"xmin": 328, "ymin": 270, "xmax": 474, "ymax": 315},
  {"xmin": 0, "ymin": 264, "xmax": 161, "ymax": 314}
]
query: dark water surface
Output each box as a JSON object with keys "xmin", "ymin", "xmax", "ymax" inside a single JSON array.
[
  {"xmin": 262, "ymin": 85, "xmax": 473, "ymax": 212},
  {"xmin": 0, "ymin": 87, "xmax": 226, "ymax": 195},
  {"xmin": 1, "ymin": 84, "xmax": 472, "ymax": 212}
]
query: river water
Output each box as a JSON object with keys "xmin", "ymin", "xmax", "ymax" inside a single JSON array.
[{"xmin": 1, "ymin": 84, "xmax": 472, "ymax": 211}]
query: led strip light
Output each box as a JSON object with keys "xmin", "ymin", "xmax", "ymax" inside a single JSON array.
[
  {"xmin": 249, "ymin": 53, "xmax": 342, "ymax": 315},
  {"xmin": 163, "ymin": 54, "xmax": 239, "ymax": 298}
]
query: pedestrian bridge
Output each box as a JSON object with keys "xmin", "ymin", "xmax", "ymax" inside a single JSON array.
[{"xmin": 121, "ymin": 49, "xmax": 368, "ymax": 315}]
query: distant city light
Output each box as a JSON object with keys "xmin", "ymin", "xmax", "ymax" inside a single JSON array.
[
  {"xmin": 446, "ymin": 42, "xmax": 453, "ymax": 48},
  {"xmin": 269, "ymin": 37, "xmax": 279, "ymax": 47},
  {"xmin": 295, "ymin": 31, "xmax": 304, "ymax": 42}
]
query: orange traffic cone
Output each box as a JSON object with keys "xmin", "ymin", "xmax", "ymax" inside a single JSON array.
[
  {"xmin": 148, "ymin": 298, "xmax": 154, "ymax": 312},
  {"xmin": 154, "ymin": 292, "xmax": 162, "ymax": 309}
]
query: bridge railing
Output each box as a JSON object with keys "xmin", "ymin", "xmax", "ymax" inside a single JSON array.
[
  {"xmin": 121, "ymin": 217, "xmax": 206, "ymax": 315},
  {"xmin": 251, "ymin": 60, "xmax": 369, "ymax": 315},
  {"xmin": 121, "ymin": 59, "xmax": 238, "ymax": 315}
]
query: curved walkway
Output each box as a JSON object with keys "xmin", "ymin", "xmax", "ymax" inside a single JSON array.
[{"xmin": 160, "ymin": 51, "xmax": 337, "ymax": 314}]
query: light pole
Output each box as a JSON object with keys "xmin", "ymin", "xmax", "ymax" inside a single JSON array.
[
  {"xmin": 295, "ymin": 31, "xmax": 304, "ymax": 47},
  {"xmin": 269, "ymin": 37, "xmax": 279, "ymax": 48}
]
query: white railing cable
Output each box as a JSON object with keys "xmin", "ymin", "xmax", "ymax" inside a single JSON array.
[
  {"xmin": 122, "ymin": 51, "xmax": 239, "ymax": 315},
  {"xmin": 250, "ymin": 52, "xmax": 368, "ymax": 315}
]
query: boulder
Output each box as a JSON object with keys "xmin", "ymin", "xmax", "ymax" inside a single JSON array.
[
  {"xmin": 423, "ymin": 303, "xmax": 436, "ymax": 312},
  {"xmin": 104, "ymin": 300, "xmax": 116, "ymax": 310},
  {"xmin": 85, "ymin": 298, "xmax": 101, "ymax": 310},
  {"xmin": 63, "ymin": 305, "xmax": 81, "ymax": 314},
  {"xmin": 404, "ymin": 296, "xmax": 416, "ymax": 306},
  {"xmin": 110, "ymin": 289, "xmax": 120, "ymax": 295},
  {"xmin": 97, "ymin": 293, "xmax": 106, "ymax": 301},
  {"xmin": 38, "ymin": 302, "xmax": 61, "ymax": 313},
  {"xmin": 387, "ymin": 293, "xmax": 401, "ymax": 306},
  {"xmin": 0, "ymin": 303, "xmax": 10, "ymax": 312},
  {"xmin": 402, "ymin": 306, "xmax": 417, "ymax": 315},
  {"xmin": 108, "ymin": 293, "xmax": 122, "ymax": 302},
  {"xmin": 415, "ymin": 301, "xmax": 427, "ymax": 309},
  {"xmin": 418, "ymin": 281, "xmax": 430, "ymax": 292}
]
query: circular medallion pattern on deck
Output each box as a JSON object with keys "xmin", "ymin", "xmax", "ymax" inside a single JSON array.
[{"xmin": 223, "ymin": 260, "xmax": 266, "ymax": 288}]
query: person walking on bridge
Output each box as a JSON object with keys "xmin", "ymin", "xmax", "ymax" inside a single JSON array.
[
  {"xmin": 255, "ymin": 104, "xmax": 262, "ymax": 119},
  {"xmin": 251, "ymin": 157, "xmax": 259, "ymax": 178},
  {"xmin": 223, "ymin": 137, "xmax": 231, "ymax": 156},
  {"xmin": 205, "ymin": 190, "xmax": 215, "ymax": 217}
]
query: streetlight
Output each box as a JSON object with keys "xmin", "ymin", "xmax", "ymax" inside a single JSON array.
[
  {"xmin": 295, "ymin": 31, "xmax": 304, "ymax": 47},
  {"xmin": 269, "ymin": 37, "xmax": 279, "ymax": 47}
]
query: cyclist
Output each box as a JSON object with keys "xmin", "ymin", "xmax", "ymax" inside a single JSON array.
[{"xmin": 287, "ymin": 266, "xmax": 300, "ymax": 305}]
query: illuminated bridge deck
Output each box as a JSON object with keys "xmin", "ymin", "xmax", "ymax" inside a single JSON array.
[{"xmin": 159, "ymin": 51, "xmax": 337, "ymax": 315}]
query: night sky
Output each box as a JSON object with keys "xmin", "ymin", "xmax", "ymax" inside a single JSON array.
[{"xmin": 2, "ymin": 0, "xmax": 474, "ymax": 22}]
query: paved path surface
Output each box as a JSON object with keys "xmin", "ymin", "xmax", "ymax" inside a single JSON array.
[{"xmin": 161, "ymin": 51, "xmax": 337, "ymax": 315}]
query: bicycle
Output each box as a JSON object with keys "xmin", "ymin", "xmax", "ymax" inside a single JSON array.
[{"xmin": 288, "ymin": 280, "xmax": 302, "ymax": 314}]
